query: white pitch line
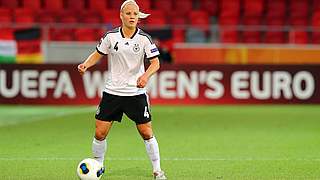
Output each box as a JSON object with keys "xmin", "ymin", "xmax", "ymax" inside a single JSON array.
[{"xmin": 0, "ymin": 157, "xmax": 320, "ymax": 161}]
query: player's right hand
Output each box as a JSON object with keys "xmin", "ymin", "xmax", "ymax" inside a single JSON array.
[{"xmin": 77, "ymin": 63, "xmax": 87, "ymax": 75}]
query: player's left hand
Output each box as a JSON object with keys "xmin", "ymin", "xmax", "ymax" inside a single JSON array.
[{"xmin": 137, "ymin": 74, "xmax": 149, "ymax": 88}]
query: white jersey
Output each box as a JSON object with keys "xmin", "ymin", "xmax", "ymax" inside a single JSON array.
[{"xmin": 96, "ymin": 27, "xmax": 160, "ymax": 96}]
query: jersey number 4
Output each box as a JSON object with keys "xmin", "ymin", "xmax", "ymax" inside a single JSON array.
[
  {"xmin": 114, "ymin": 42, "xmax": 119, "ymax": 51},
  {"xmin": 144, "ymin": 106, "xmax": 150, "ymax": 118}
]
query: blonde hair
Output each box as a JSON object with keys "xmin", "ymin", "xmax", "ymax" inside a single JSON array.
[{"xmin": 120, "ymin": 0, "xmax": 150, "ymax": 19}]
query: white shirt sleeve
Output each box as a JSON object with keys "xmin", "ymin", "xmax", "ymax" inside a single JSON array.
[
  {"xmin": 96, "ymin": 34, "xmax": 110, "ymax": 55},
  {"xmin": 144, "ymin": 39, "xmax": 160, "ymax": 60}
]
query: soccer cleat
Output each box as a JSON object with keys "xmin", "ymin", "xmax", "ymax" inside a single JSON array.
[
  {"xmin": 153, "ymin": 171, "xmax": 167, "ymax": 180},
  {"xmin": 97, "ymin": 166, "xmax": 105, "ymax": 178}
]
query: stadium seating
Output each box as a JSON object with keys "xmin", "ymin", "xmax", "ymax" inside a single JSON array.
[
  {"xmin": 199, "ymin": 0, "xmax": 218, "ymax": 16},
  {"xmin": 109, "ymin": 0, "xmax": 123, "ymax": 9},
  {"xmin": 173, "ymin": 0, "xmax": 193, "ymax": 16},
  {"xmin": 101, "ymin": 10, "xmax": 121, "ymax": 27},
  {"xmin": 43, "ymin": 0, "xmax": 64, "ymax": 12},
  {"xmin": 65, "ymin": 0, "xmax": 85, "ymax": 11},
  {"xmin": 0, "ymin": 28, "xmax": 14, "ymax": 39},
  {"xmin": 21, "ymin": 0, "xmax": 41, "ymax": 10},
  {"xmin": 189, "ymin": 11, "xmax": 209, "ymax": 30},
  {"xmin": 219, "ymin": 0, "xmax": 240, "ymax": 26},
  {"xmin": 0, "ymin": 8, "xmax": 12, "ymax": 23},
  {"xmin": 58, "ymin": 11, "xmax": 78, "ymax": 23},
  {"xmin": 0, "ymin": 0, "xmax": 317, "ymax": 44},
  {"xmin": 289, "ymin": 30, "xmax": 309, "ymax": 44},
  {"xmin": 138, "ymin": 0, "xmax": 151, "ymax": 11},
  {"xmin": 74, "ymin": 28, "xmax": 98, "ymax": 41},
  {"xmin": 88, "ymin": 0, "xmax": 108, "ymax": 12},
  {"xmin": 36, "ymin": 10, "xmax": 57, "ymax": 23},
  {"xmin": 289, "ymin": 0, "xmax": 309, "ymax": 26},
  {"xmin": 78, "ymin": 11, "xmax": 101, "ymax": 24},
  {"xmin": 264, "ymin": 31, "xmax": 286, "ymax": 44},
  {"xmin": 49, "ymin": 28, "xmax": 74, "ymax": 41},
  {"xmin": 145, "ymin": 10, "xmax": 166, "ymax": 27},
  {"xmin": 0, "ymin": 0, "xmax": 20, "ymax": 8},
  {"xmin": 220, "ymin": 30, "xmax": 238, "ymax": 43},
  {"xmin": 242, "ymin": 31, "xmax": 261, "ymax": 43},
  {"xmin": 14, "ymin": 8, "xmax": 35, "ymax": 25},
  {"xmin": 153, "ymin": 0, "xmax": 173, "ymax": 14}
]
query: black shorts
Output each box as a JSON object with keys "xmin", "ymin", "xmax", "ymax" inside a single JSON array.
[{"xmin": 95, "ymin": 92, "xmax": 151, "ymax": 124}]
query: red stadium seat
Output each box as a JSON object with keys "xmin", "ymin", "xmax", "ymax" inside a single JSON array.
[
  {"xmin": 109, "ymin": 0, "xmax": 123, "ymax": 9},
  {"xmin": 0, "ymin": 0, "xmax": 20, "ymax": 8},
  {"xmin": 265, "ymin": 0, "xmax": 287, "ymax": 26},
  {"xmin": 138, "ymin": 0, "xmax": 151, "ymax": 11},
  {"xmin": 220, "ymin": 0, "xmax": 240, "ymax": 17},
  {"xmin": 243, "ymin": 16, "xmax": 261, "ymax": 26},
  {"xmin": 36, "ymin": 10, "xmax": 57, "ymax": 23},
  {"xmin": 311, "ymin": 11, "xmax": 320, "ymax": 43},
  {"xmin": 172, "ymin": 29, "xmax": 185, "ymax": 43},
  {"xmin": 266, "ymin": 0, "xmax": 286, "ymax": 17},
  {"xmin": 57, "ymin": 11, "xmax": 78, "ymax": 23},
  {"xmin": 311, "ymin": 31, "xmax": 320, "ymax": 44},
  {"xmin": 74, "ymin": 28, "xmax": 98, "ymax": 41},
  {"xmin": 49, "ymin": 28, "xmax": 74, "ymax": 41},
  {"xmin": 266, "ymin": 16, "xmax": 285, "ymax": 26},
  {"xmin": 289, "ymin": 17, "xmax": 308, "ymax": 27},
  {"xmin": 189, "ymin": 11, "xmax": 209, "ymax": 30},
  {"xmin": 219, "ymin": 0, "xmax": 240, "ymax": 26},
  {"xmin": 169, "ymin": 16, "xmax": 187, "ymax": 26},
  {"xmin": 88, "ymin": 0, "xmax": 108, "ymax": 12},
  {"xmin": 0, "ymin": 8, "xmax": 12, "ymax": 23},
  {"xmin": 199, "ymin": 0, "xmax": 218, "ymax": 16},
  {"xmin": 146, "ymin": 17, "xmax": 166, "ymax": 27},
  {"xmin": 264, "ymin": 31, "xmax": 286, "ymax": 44},
  {"xmin": 220, "ymin": 30, "xmax": 238, "ymax": 43},
  {"xmin": 65, "ymin": 0, "xmax": 85, "ymax": 11},
  {"xmin": 14, "ymin": 8, "xmax": 35, "ymax": 24},
  {"xmin": 153, "ymin": 0, "xmax": 173, "ymax": 14},
  {"xmin": 289, "ymin": 0, "xmax": 309, "ymax": 26},
  {"xmin": 243, "ymin": 0, "xmax": 264, "ymax": 17},
  {"xmin": 313, "ymin": 0, "xmax": 320, "ymax": 11},
  {"xmin": 101, "ymin": 10, "xmax": 121, "ymax": 27},
  {"xmin": 219, "ymin": 16, "xmax": 239, "ymax": 26},
  {"xmin": 312, "ymin": 11, "xmax": 320, "ymax": 27},
  {"xmin": 148, "ymin": 10, "xmax": 165, "ymax": 18},
  {"xmin": 289, "ymin": 30, "xmax": 308, "ymax": 44},
  {"xmin": 21, "ymin": 0, "xmax": 41, "ymax": 10},
  {"xmin": 290, "ymin": 0, "xmax": 308, "ymax": 17},
  {"xmin": 145, "ymin": 10, "xmax": 166, "ymax": 27},
  {"xmin": 242, "ymin": 31, "xmax": 261, "ymax": 43},
  {"xmin": 43, "ymin": 0, "xmax": 64, "ymax": 12},
  {"xmin": 79, "ymin": 11, "xmax": 101, "ymax": 24},
  {"xmin": 173, "ymin": 0, "xmax": 193, "ymax": 16},
  {"xmin": 0, "ymin": 28, "xmax": 14, "ymax": 39}
]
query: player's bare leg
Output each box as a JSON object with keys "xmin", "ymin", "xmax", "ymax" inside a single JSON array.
[
  {"xmin": 137, "ymin": 122, "xmax": 166, "ymax": 180},
  {"xmin": 92, "ymin": 120, "xmax": 113, "ymax": 164}
]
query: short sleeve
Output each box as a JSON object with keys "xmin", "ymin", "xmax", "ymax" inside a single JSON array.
[
  {"xmin": 96, "ymin": 34, "xmax": 110, "ymax": 55},
  {"xmin": 144, "ymin": 39, "xmax": 160, "ymax": 60}
]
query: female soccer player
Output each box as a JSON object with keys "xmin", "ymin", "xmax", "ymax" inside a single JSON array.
[{"xmin": 77, "ymin": 0, "xmax": 166, "ymax": 179}]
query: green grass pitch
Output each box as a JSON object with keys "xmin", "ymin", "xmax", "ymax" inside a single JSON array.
[{"xmin": 0, "ymin": 105, "xmax": 319, "ymax": 179}]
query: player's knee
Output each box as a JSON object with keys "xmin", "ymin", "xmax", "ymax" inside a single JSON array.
[
  {"xmin": 139, "ymin": 129, "xmax": 153, "ymax": 140},
  {"xmin": 95, "ymin": 128, "xmax": 107, "ymax": 140}
]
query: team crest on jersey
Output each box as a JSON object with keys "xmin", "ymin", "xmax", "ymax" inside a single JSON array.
[{"xmin": 133, "ymin": 43, "xmax": 140, "ymax": 53}]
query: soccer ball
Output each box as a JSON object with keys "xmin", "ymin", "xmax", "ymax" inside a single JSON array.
[{"xmin": 76, "ymin": 158, "xmax": 105, "ymax": 180}]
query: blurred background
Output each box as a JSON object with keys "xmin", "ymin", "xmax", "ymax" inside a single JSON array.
[{"xmin": 0, "ymin": 0, "xmax": 319, "ymax": 104}]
